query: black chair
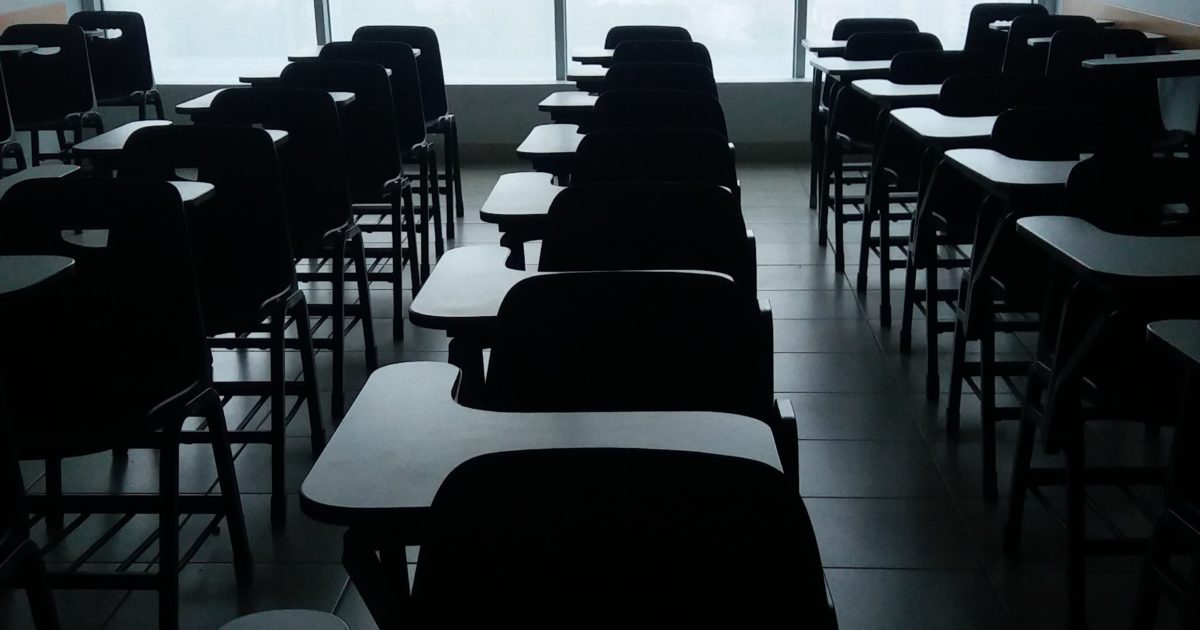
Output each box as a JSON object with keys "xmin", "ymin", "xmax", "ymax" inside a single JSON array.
[
  {"xmin": 318, "ymin": 42, "xmax": 445, "ymax": 271},
  {"xmin": 538, "ymin": 182, "xmax": 755, "ymax": 288},
  {"xmin": 280, "ymin": 60, "xmax": 420, "ymax": 325},
  {"xmin": 411, "ymin": 449, "xmax": 835, "ymax": 627},
  {"xmin": 0, "ymin": 24, "xmax": 103, "ymax": 165},
  {"xmin": 351, "ymin": 26, "xmax": 466, "ymax": 228},
  {"xmin": 820, "ymin": 32, "xmax": 943, "ymax": 271},
  {"xmin": 600, "ymin": 62, "xmax": 718, "ymax": 98},
  {"xmin": 122, "ymin": 125, "xmax": 325, "ymax": 527},
  {"xmin": 0, "ymin": 178, "xmax": 254, "ymax": 630},
  {"xmin": 604, "ymin": 25, "xmax": 692, "ymax": 48},
  {"xmin": 1045, "ymin": 29, "xmax": 1191, "ymax": 154},
  {"xmin": 573, "ymin": 128, "xmax": 738, "ymax": 196},
  {"xmin": 963, "ymin": 3, "xmax": 1050, "ymax": 71},
  {"xmin": 589, "ymin": 89, "xmax": 727, "ymax": 137},
  {"xmin": 205, "ymin": 87, "xmax": 380, "ymax": 424},
  {"xmin": 67, "ymin": 11, "xmax": 163, "ymax": 120},
  {"xmin": 611, "ymin": 40, "xmax": 713, "ymax": 69},
  {"xmin": 831, "ymin": 18, "xmax": 920, "ymax": 41},
  {"xmin": 1000, "ymin": 14, "xmax": 1099, "ymax": 76},
  {"xmin": 482, "ymin": 272, "xmax": 797, "ymax": 483},
  {"xmin": 0, "ymin": 65, "xmax": 24, "ymax": 172},
  {"xmin": 1, "ymin": 387, "xmax": 59, "ymax": 630}
]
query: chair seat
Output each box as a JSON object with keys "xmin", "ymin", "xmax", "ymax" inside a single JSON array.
[{"xmin": 219, "ymin": 610, "xmax": 348, "ymax": 630}]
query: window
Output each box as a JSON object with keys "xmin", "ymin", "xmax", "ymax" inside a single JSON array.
[
  {"xmin": 328, "ymin": 0, "xmax": 557, "ymax": 84},
  {"xmin": 566, "ymin": 0, "xmax": 796, "ymax": 81},
  {"xmin": 104, "ymin": 0, "xmax": 318, "ymax": 85},
  {"xmin": 806, "ymin": 0, "xmax": 1036, "ymax": 53}
]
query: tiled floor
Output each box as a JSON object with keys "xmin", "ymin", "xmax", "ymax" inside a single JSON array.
[{"xmin": 1, "ymin": 161, "xmax": 1171, "ymax": 629}]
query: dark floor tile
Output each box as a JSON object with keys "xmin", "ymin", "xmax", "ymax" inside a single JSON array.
[
  {"xmin": 784, "ymin": 393, "xmax": 921, "ymax": 441},
  {"xmin": 798, "ymin": 440, "xmax": 945, "ymax": 498},
  {"xmin": 774, "ymin": 353, "xmax": 898, "ymax": 393},
  {"xmin": 759, "ymin": 290, "xmax": 864, "ymax": 320},
  {"xmin": 826, "ymin": 569, "xmax": 1009, "ymax": 630},
  {"xmin": 0, "ymin": 564, "xmax": 131, "ymax": 630},
  {"xmin": 806, "ymin": 498, "xmax": 980, "ymax": 569},
  {"xmin": 774, "ymin": 319, "xmax": 881, "ymax": 353}
]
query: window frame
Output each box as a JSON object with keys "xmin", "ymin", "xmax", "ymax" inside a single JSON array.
[{"xmin": 96, "ymin": 0, "xmax": 1055, "ymax": 83}]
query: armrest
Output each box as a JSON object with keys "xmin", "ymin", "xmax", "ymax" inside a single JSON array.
[
  {"xmin": 774, "ymin": 397, "xmax": 799, "ymax": 491},
  {"xmin": 745, "ymin": 228, "xmax": 758, "ymax": 289}
]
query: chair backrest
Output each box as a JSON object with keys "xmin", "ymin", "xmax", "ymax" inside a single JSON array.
[
  {"xmin": 612, "ymin": 40, "xmax": 712, "ymax": 69},
  {"xmin": 844, "ymin": 31, "xmax": 943, "ymax": 61},
  {"xmin": 0, "ymin": 65, "xmax": 14, "ymax": 146},
  {"xmin": 938, "ymin": 74, "xmax": 1067, "ymax": 117},
  {"xmin": 0, "ymin": 24, "xmax": 96, "ymax": 124},
  {"xmin": 590, "ymin": 89, "xmax": 727, "ymax": 138},
  {"xmin": 352, "ymin": 25, "xmax": 448, "ymax": 121},
  {"xmin": 573, "ymin": 128, "xmax": 738, "ymax": 192},
  {"xmin": 318, "ymin": 41, "xmax": 427, "ymax": 149},
  {"xmin": 1064, "ymin": 156, "xmax": 1200, "ymax": 235},
  {"xmin": 206, "ymin": 87, "xmax": 353, "ymax": 257},
  {"xmin": 889, "ymin": 50, "xmax": 992, "ymax": 85},
  {"xmin": 412, "ymin": 448, "xmax": 835, "ymax": 627},
  {"xmin": 964, "ymin": 3, "xmax": 1049, "ymax": 71},
  {"xmin": 483, "ymin": 272, "xmax": 771, "ymax": 419},
  {"xmin": 831, "ymin": 18, "xmax": 919, "ymax": 40},
  {"xmin": 601, "ymin": 62, "xmax": 718, "ymax": 98},
  {"xmin": 121, "ymin": 125, "xmax": 297, "ymax": 334},
  {"xmin": 990, "ymin": 107, "xmax": 1087, "ymax": 161},
  {"xmin": 1001, "ymin": 14, "xmax": 1099, "ymax": 75},
  {"xmin": 538, "ymin": 183, "xmax": 753, "ymax": 288},
  {"xmin": 280, "ymin": 60, "xmax": 403, "ymax": 204},
  {"xmin": 68, "ymin": 10, "xmax": 155, "ymax": 102},
  {"xmin": 0, "ymin": 178, "xmax": 210, "ymax": 453},
  {"xmin": 604, "ymin": 25, "xmax": 692, "ymax": 49}
]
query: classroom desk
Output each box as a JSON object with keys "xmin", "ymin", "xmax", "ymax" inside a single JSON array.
[
  {"xmin": 852, "ymin": 80, "xmax": 941, "ymax": 108},
  {"xmin": 515, "ymin": 124, "xmax": 582, "ymax": 181},
  {"xmin": 809, "ymin": 57, "xmax": 892, "ymax": 82},
  {"xmin": 890, "ymin": 109, "xmax": 998, "ymax": 143},
  {"xmin": 991, "ymin": 18, "xmax": 1115, "ymax": 31},
  {"xmin": 0, "ymin": 256, "xmax": 75, "ymax": 300},
  {"xmin": 300, "ymin": 360, "xmax": 782, "ymax": 625},
  {"xmin": 72, "ymin": 121, "xmax": 288, "ymax": 163},
  {"xmin": 538, "ymin": 91, "xmax": 598, "ymax": 124},
  {"xmin": 1149, "ymin": 320, "xmax": 1200, "ymax": 374},
  {"xmin": 175, "ymin": 88, "xmax": 356, "ymax": 116},
  {"xmin": 567, "ymin": 65, "xmax": 607, "ymax": 92},
  {"xmin": 287, "ymin": 45, "xmax": 420, "ymax": 62},
  {"xmin": 1082, "ymin": 49, "xmax": 1200, "ymax": 77},
  {"xmin": 802, "ymin": 39, "xmax": 848, "ymax": 57},
  {"xmin": 0, "ymin": 44, "xmax": 38, "ymax": 55},
  {"xmin": 479, "ymin": 172, "xmax": 564, "ymax": 231},
  {"xmin": 1027, "ymin": 31, "xmax": 1166, "ymax": 47},
  {"xmin": 0, "ymin": 164, "xmax": 79, "ymax": 201},
  {"xmin": 571, "ymin": 46, "xmax": 614, "ymax": 65},
  {"xmin": 944, "ymin": 148, "xmax": 1078, "ymax": 202},
  {"xmin": 240, "ymin": 64, "xmax": 391, "ymax": 86},
  {"xmin": 1017, "ymin": 217, "xmax": 1200, "ymax": 286},
  {"xmin": 56, "ymin": 182, "xmax": 215, "ymax": 249}
]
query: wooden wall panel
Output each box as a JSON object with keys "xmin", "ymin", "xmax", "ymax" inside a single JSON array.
[
  {"xmin": 0, "ymin": 3, "xmax": 68, "ymax": 31},
  {"xmin": 1061, "ymin": 0, "xmax": 1200, "ymax": 49}
]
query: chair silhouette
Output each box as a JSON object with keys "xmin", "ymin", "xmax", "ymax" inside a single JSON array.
[
  {"xmin": 412, "ymin": 449, "xmax": 836, "ymax": 627},
  {"xmin": 205, "ymin": 86, "xmax": 380, "ymax": 423},
  {"xmin": 1000, "ymin": 14, "xmax": 1098, "ymax": 75},
  {"xmin": 573, "ymin": 128, "xmax": 738, "ymax": 195},
  {"xmin": 0, "ymin": 177, "xmax": 254, "ymax": 630},
  {"xmin": 0, "ymin": 64, "xmax": 24, "ymax": 172},
  {"xmin": 352, "ymin": 26, "xmax": 466, "ymax": 224},
  {"xmin": 964, "ymin": 3, "xmax": 1049, "ymax": 71},
  {"xmin": 601, "ymin": 62, "xmax": 718, "ymax": 98},
  {"xmin": 604, "ymin": 25, "xmax": 692, "ymax": 48},
  {"xmin": 0, "ymin": 24, "xmax": 103, "ymax": 164},
  {"xmin": 280, "ymin": 60, "xmax": 421, "ymax": 316},
  {"xmin": 538, "ymin": 182, "xmax": 755, "ymax": 288},
  {"xmin": 319, "ymin": 41, "xmax": 445, "ymax": 256},
  {"xmin": 482, "ymin": 272, "xmax": 797, "ymax": 482},
  {"xmin": 612, "ymin": 40, "xmax": 713, "ymax": 69},
  {"xmin": 122, "ymin": 124, "xmax": 325, "ymax": 526},
  {"xmin": 68, "ymin": 11, "xmax": 162, "ymax": 120},
  {"xmin": 589, "ymin": 89, "xmax": 727, "ymax": 137}
]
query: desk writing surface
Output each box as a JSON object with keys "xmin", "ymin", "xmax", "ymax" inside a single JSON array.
[
  {"xmin": 516, "ymin": 124, "xmax": 583, "ymax": 159},
  {"xmin": 1082, "ymin": 49, "xmax": 1200, "ymax": 77},
  {"xmin": 852, "ymin": 80, "xmax": 941, "ymax": 99},
  {"xmin": 802, "ymin": 39, "xmax": 848, "ymax": 55},
  {"xmin": 945, "ymin": 149, "xmax": 1077, "ymax": 188},
  {"xmin": 1148, "ymin": 320, "xmax": 1200, "ymax": 372},
  {"xmin": 408, "ymin": 246, "xmax": 533, "ymax": 330},
  {"xmin": 0, "ymin": 164, "xmax": 79, "ymax": 201},
  {"xmin": 0, "ymin": 44, "xmax": 38, "ymax": 54},
  {"xmin": 299, "ymin": 362, "xmax": 782, "ymax": 525},
  {"xmin": 288, "ymin": 45, "xmax": 419, "ymax": 62},
  {"xmin": 1017, "ymin": 216, "xmax": 1200, "ymax": 281},
  {"xmin": 572, "ymin": 47, "xmax": 614, "ymax": 63},
  {"xmin": 0, "ymin": 256, "xmax": 75, "ymax": 298},
  {"xmin": 176, "ymin": 88, "xmax": 356, "ymax": 114},
  {"xmin": 538, "ymin": 91, "xmax": 599, "ymax": 112},
  {"xmin": 71, "ymin": 120, "xmax": 172, "ymax": 157},
  {"xmin": 479, "ymin": 172, "xmax": 564, "ymax": 225},
  {"xmin": 890, "ymin": 108, "xmax": 997, "ymax": 140}
]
